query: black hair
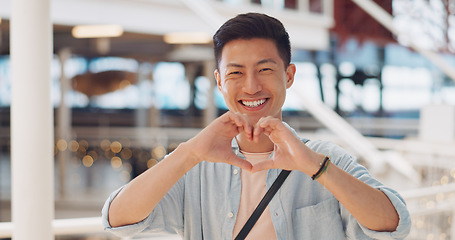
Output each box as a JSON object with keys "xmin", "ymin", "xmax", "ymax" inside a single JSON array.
[{"xmin": 213, "ymin": 12, "xmax": 291, "ymax": 69}]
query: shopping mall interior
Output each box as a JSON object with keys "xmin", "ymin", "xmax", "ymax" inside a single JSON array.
[{"xmin": 0, "ymin": 0, "xmax": 455, "ymax": 239}]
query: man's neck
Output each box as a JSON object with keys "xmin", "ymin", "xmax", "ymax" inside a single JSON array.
[{"xmin": 236, "ymin": 133, "xmax": 274, "ymax": 153}]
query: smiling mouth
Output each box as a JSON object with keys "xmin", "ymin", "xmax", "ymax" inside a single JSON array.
[{"xmin": 240, "ymin": 98, "xmax": 268, "ymax": 107}]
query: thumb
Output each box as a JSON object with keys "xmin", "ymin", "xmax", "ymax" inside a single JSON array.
[
  {"xmin": 226, "ymin": 154, "xmax": 253, "ymax": 172},
  {"xmin": 251, "ymin": 159, "xmax": 275, "ymax": 173}
]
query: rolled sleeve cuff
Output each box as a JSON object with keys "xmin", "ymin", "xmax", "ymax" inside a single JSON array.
[
  {"xmin": 359, "ymin": 187, "xmax": 411, "ymax": 239},
  {"xmin": 101, "ymin": 186, "xmax": 155, "ymax": 237}
]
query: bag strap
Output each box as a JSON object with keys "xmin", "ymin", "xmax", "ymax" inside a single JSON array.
[{"xmin": 234, "ymin": 169, "xmax": 291, "ymax": 240}]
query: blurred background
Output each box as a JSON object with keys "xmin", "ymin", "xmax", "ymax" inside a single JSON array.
[{"xmin": 0, "ymin": 0, "xmax": 454, "ymax": 239}]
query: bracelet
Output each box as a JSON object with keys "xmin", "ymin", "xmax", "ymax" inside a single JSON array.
[{"xmin": 311, "ymin": 156, "xmax": 331, "ymax": 180}]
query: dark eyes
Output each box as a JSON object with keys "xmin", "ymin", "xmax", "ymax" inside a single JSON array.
[
  {"xmin": 259, "ymin": 68, "xmax": 272, "ymax": 72},
  {"xmin": 227, "ymin": 68, "xmax": 272, "ymax": 76},
  {"xmin": 228, "ymin": 71, "xmax": 242, "ymax": 75}
]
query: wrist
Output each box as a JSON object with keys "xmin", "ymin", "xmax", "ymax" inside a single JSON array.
[
  {"xmin": 176, "ymin": 141, "xmax": 201, "ymax": 169},
  {"xmin": 300, "ymin": 152, "xmax": 326, "ymax": 176},
  {"xmin": 311, "ymin": 155, "xmax": 331, "ymax": 180}
]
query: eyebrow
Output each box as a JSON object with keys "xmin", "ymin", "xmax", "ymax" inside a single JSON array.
[
  {"xmin": 257, "ymin": 58, "xmax": 278, "ymax": 65},
  {"xmin": 226, "ymin": 63, "xmax": 244, "ymax": 68},
  {"xmin": 226, "ymin": 58, "xmax": 278, "ymax": 68}
]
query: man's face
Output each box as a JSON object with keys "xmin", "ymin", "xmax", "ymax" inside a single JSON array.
[{"xmin": 215, "ymin": 38, "xmax": 296, "ymax": 124}]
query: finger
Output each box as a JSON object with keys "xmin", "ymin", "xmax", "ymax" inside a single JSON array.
[
  {"xmin": 222, "ymin": 112, "xmax": 248, "ymax": 138},
  {"xmin": 258, "ymin": 118, "xmax": 295, "ymax": 145},
  {"xmin": 258, "ymin": 116, "xmax": 280, "ymax": 129},
  {"xmin": 224, "ymin": 112, "xmax": 242, "ymax": 127},
  {"xmin": 239, "ymin": 113, "xmax": 254, "ymax": 140},
  {"xmin": 228, "ymin": 112, "xmax": 253, "ymax": 138},
  {"xmin": 226, "ymin": 155, "xmax": 253, "ymax": 172},
  {"xmin": 251, "ymin": 159, "xmax": 276, "ymax": 173},
  {"xmin": 253, "ymin": 122, "xmax": 264, "ymax": 143},
  {"xmin": 258, "ymin": 118, "xmax": 277, "ymax": 136},
  {"xmin": 233, "ymin": 113, "xmax": 253, "ymax": 140},
  {"xmin": 254, "ymin": 116, "xmax": 273, "ymax": 142}
]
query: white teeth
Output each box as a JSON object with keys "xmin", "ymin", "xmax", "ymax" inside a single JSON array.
[{"xmin": 242, "ymin": 99, "xmax": 266, "ymax": 107}]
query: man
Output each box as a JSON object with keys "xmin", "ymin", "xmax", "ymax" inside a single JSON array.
[{"xmin": 102, "ymin": 13, "xmax": 411, "ymax": 239}]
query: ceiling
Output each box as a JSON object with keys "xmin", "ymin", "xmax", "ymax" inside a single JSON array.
[
  {"xmin": 0, "ymin": 20, "xmax": 202, "ymax": 62},
  {"xmin": 0, "ymin": 0, "xmax": 334, "ymax": 63}
]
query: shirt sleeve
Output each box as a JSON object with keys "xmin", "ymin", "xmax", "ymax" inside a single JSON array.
[
  {"xmin": 338, "ymin": 152, "xmax": 411, "ymax": 239},
  {"xmin": 356, "ymin": 186, "xmax": 411, "ymax": 239},
  {"xmin": 309, "ymin": 140, "xmax": 411, "ymax": 239},
  {"xmin": 101, "ymin": 174, "xmax": 186, "ymax": 238}
]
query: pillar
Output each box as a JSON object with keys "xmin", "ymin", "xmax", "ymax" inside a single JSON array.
[
  {"xmin": 10, "ymin": 0, "xmax": 53, "ymax": 239},
  {"xmin": 57, "ymin": 48, "xmax": 72, "ymax": 198},
  {"xmin": 144, "ymin": 62, "xmax": 160, "ymax": 128},
  {"xmin": 203, "ymin": 61, "xmax": 217, "ymax": 127}
]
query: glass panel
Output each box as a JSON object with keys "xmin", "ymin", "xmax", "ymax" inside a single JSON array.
[
  {"xmin": 153, "ymin": 62, "xmax": 190, "ymax": 110},
  {"xmin": 284, "ymin": 0, "xmax": 297, "ymax": 9},
  {"xmin": 194, "ymin": 76, "xmax": 210, "ymax": 109},
  {"xmin": 309, "ymin": 0, "xmax": 322, "ymax": 13}
]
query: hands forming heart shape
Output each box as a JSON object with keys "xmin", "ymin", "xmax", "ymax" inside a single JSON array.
[{"xmin": 186, "ymin": 111, "xmax": 323, "ymax": 175}]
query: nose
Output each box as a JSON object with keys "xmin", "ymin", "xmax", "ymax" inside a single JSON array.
[{"xmin": 242, "ymin": 73, "xmax": 262, "ymax": 94}]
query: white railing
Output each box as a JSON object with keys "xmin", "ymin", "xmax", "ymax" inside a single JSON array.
[
  {"xmin": 401, "ymin": 183, "xmax": 455, "ymax": 240},
  {"xmin": 0, "ymin": 217, "xmax": 184, "ymax": 239},
  {"xmin": 0, "ymin": 217, "xmax": 104, "ymax": 238}
]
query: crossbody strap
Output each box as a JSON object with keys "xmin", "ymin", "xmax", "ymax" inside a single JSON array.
[{"xmin": 234, "ymin": 169, "xmax": 291, "ymax": 240}]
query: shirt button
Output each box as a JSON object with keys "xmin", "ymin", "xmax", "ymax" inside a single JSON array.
[
  {"xmin": 233, "ymin": 169, "xmax": 239, "ymax": 175},
  {"xmin": 228, "ymin": 212, "xmax": 234, "ymax": 218}
]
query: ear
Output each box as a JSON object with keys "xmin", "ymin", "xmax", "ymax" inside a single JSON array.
[
  {"xmin": 285, "ymin": 63, "xmax": 296, "ymax": 89},
  {"xmin": 214, "ymin": 69, "xmax": 222, "ymax": 91}
]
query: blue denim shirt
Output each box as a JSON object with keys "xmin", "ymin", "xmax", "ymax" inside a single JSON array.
[{"xmin": 102, "ymin": 134, "xmax": 411, "ymax": 239}]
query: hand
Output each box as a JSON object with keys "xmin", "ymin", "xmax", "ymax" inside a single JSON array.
[
  {"xmin": 186, "ymin": 111, "xmax": 254, "ymax": 171},
  {"xmin": 251, "ymin": 116, "xmax": 323, "ymax": 174}
]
